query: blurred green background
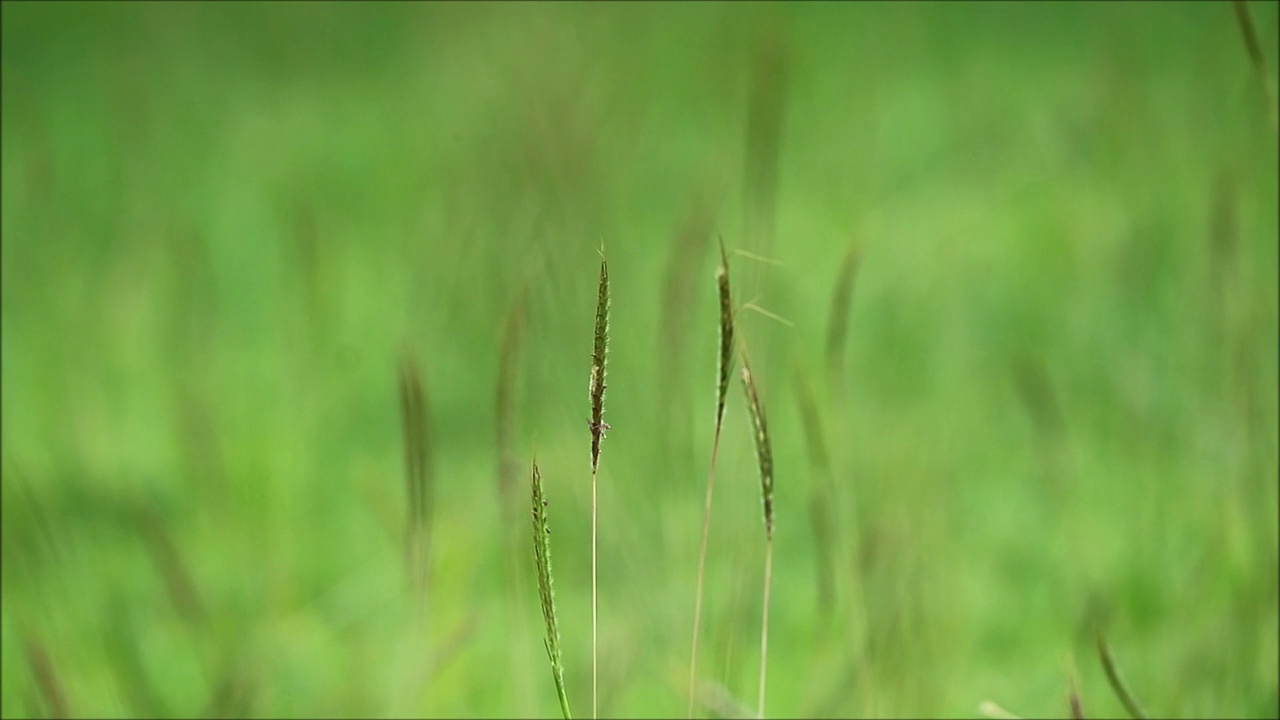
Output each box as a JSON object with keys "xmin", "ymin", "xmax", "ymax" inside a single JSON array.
[{"xmin": 2, "ymin": 2, "xmax": 1277, "ymax": 718}]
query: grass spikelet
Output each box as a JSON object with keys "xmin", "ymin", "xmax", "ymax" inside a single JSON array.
[
  {"xmin": 1232, "ymin": 1, "xmax": 1279, "ymax": 132},
  {"xmin": 741, "ymin": 349, "xmax": 775, "ymax": 541},
  {"xmin": 398, "ymin": 349, "xmax": 433, "ymax": 602},
  {"xmin": 824, "ymin": 242, "xmax": 862, "ymax": 392},
  {"xmin": 587, "ymin": 247, "xmax": 610, "ymax": 719},
  {"xmin": 713, "ymin": 238, "xmax": 736, "ymax": 429},
  {"xmin": 688, "ymin": 234, "xmax": 737, "ymax": 717},
  {"xmin": 531, "ymin": 458, "xmax": 572, "ymax": 720},
  {"xmin": 589, "ymin": 252, "xmax": 611, "ymax": 474},
  {"xmin": 1096, "ymin": 632, "xmax": 1148, "ymax": 720},
  {"xmin": 739, "ymin": 346, "xmax": 774, "ymax": 719}
]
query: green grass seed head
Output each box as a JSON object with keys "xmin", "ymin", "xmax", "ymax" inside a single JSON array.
[
  {"xmin": 715, "ymin": 236, "xmax": 736, "ymax": 442},
  {"xmin": 531, "ymin": 458, "xmax": 572, "ymax": 720},
  {"xmin": 740, "ymin": 348, "xmax": 774, "ymax": 540},
  {"xmin": 589, "ymin": 253, "xmax": 610, "ymax": 474}
]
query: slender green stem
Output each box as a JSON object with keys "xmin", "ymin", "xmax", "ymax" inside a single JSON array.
[
  {"xmin": 592, "ymin": 467, "xmax": 598, "ymax": 720},
  {"xmin": 1096, "ymin": 634, "xmax": 1148, "ymax": 720},
  {"xmin": 688, "ymin": 431, "xmax": 723, "ymax": 719},
  {"xmin": 1233, "ymin": 0, "xmax": 1279, "ymax": 132},
  {"xmin": 757, "ymin": 539, "xmax": 773, "ymax": 719}
]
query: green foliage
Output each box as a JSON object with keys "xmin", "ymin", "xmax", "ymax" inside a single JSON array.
[{"xmin": 1, "ymin": 3, "xmax": 1277, "ymax": 718}]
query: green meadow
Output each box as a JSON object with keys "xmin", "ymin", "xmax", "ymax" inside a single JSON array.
[{"xmin": 2, "ymin": 2, "xmax": 1277, "ymax": 718}]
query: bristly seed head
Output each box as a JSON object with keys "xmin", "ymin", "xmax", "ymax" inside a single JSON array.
[
  {"xmin": 589, "ymin": 255, "xmax": 610, "ymax": 473},
  {"xmin": 531, "ymin": 458, "xmax": 572, "ymax": 719},
  {"xmin": 715, "ymin": 236, "xmax": 736, "ymax": 441},
  {"xmin": 740, "ymin": 350, "xmax": 774, "ymax": 541}
]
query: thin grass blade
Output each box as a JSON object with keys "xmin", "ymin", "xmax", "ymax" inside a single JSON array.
[
  {"xmin": 1096, "ymin": 633, "xmax": 1148, "ymax": 720},
  {"xmin": 398, "ymin": 350, "xmax": 433, "ymax": 602}
]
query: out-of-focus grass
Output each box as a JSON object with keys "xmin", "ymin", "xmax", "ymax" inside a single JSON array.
[{"xmin": 2, "ymin": 2, "xmax": 1277, "ymax": 718}]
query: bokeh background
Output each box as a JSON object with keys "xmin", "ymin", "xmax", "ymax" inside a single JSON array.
[{"xmin": 2, "ymin": 2, "xmax": 1277, "ymax": 718}]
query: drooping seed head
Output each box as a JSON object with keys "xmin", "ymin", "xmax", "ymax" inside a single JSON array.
[
  {"xmin": 714, "ymin": 236, "xmax": 736, "ymax": 442},
  {"xmin": 740, "ymin": 349, "xmax": 774, "ymax": 541}
]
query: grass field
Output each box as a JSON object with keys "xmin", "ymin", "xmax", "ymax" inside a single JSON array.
[{"xmin": 2, "ymin": 2, "xmax": 1278, "ymax": 718}]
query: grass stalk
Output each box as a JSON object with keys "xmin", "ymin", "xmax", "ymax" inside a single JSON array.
[
  {"xmin": 1069, "ymin": 678, "xmax": 1085, "ymax": 720},
  {"xmin": 1096, "ymin": 632, "xmax": 1148, "ymax": 720},
  {"xmin": 757, "ymin": 536, "xmax": 775, "ymax": 720},
  {"xmin": 824, "ymin": 242, "xmax": 862, "ymax": 393},
  {"xmin": 588, "ymin": 249, "xmax": 611, "ymax": 719},
  {"xmin": 1232, "ymin": 1, "xmax": 1279, "ymax": 132},
  {"xmin": 21, "ymin": 629, "xmax": 70, "ymax": 720},
  {"xmin": 398, "ymin": 349, "xmax": 433, "ymax": 607},
  {"xmin": 793, "ymin": 366, "xmax": 837, "ymax": 619},
  {"xmin": 740, "ymin": 347, "xmax": 775, "ymax": 719},
  {"xmin": 532, "ymin": 458, "xmax": 572, "ymax": 720},
  {"xmin": 688, "ymin": 236, "xmax": 737, "ymax": 718}
]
